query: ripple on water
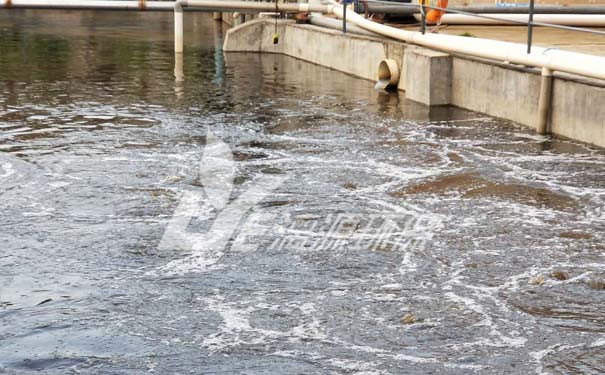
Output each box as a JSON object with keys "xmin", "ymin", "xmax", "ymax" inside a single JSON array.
[{"xmin": 2, "ymin": 9, "xmax": 605, "ymax": 375}]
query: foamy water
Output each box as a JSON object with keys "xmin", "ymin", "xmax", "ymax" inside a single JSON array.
[{"xmin": 0, "ymin": 10, "xmax": 604, "ymax": 375}]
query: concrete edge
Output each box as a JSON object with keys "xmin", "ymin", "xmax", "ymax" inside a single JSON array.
[{"xmin": 223, "ymin": 19, "xmax": 605, "ymax": 148}]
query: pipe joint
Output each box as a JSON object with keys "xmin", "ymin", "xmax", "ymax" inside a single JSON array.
[{"xmin": 174, "ymin": 0, "xmax": 187, "ymax": 12}]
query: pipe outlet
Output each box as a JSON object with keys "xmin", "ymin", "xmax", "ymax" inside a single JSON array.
[{"xmin": 376, "ymin": 59, "xmax": 399, "ymax": 90}]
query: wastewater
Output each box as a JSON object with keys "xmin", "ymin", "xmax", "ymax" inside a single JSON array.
[{"xmin": 1, "ymin": 10, "xmax": 605, "ymax": 375}]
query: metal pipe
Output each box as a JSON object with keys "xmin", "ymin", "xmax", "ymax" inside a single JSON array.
[
  {"xmin": 420, "ymin": 1, "xmax": 426, "ymax": 34},
  {"xmin": 343, "ymin": 0, "xmax": 347, "ymax": 33},
  {"xmin": 357, "ymin": 3, "xmax": 605, "ymax": 15},
  {"xmin": 537, "ymin": 67, "xmax": 553, "ymax": 135},
  {"xmin": 1, "ymin": 0, "xmax": 332, "ymax": 12},
  {"xmin": 327, "ymin": 1, "xmax": 605, "ymax": 81},
  {"xmin": 454, "ymin": 4, "xmax": 605, "ymax": 14},
  {"xmin": 185, "ymin": 0, "xmax": 332, "ymax": 13},
  {"xmin": 419, "ymin": 14, "xmax": 605, "ymax": 27},
  {"xmin": 527, "ymin": 0, "xmax": 535, "ymax": 54},
  {"xmin": 4, "ymin": 0, "xmax": 175, "ymax": 10}
]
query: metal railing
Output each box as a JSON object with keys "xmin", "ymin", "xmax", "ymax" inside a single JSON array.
[{"xmin": 351, "ymin": 0, "xmax": 605, "ymax": 53}]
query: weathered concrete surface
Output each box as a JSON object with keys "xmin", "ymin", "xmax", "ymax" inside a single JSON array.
[
  {"xmin": 405, "ymin": 47, "xmax": 452, "ymax": 106},
  {"xmin": 224, "ymin": 19, "xmax": 404, "ymax": 83},
  {"xmin": 550, "ymin": 78, "xmax": 605, "ymax": 143},
  {"xmin": 224, "ymin": 19, "xmax": 605, "ymax": 148},
  {"xmin": 450, "ymin": 59, "xmax": 542, "ymax": 127}
]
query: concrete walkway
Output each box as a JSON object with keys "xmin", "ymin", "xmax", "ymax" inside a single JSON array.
[{"xmin": 395, "ymin": 25, "xmax": 605, "ymax": 56}]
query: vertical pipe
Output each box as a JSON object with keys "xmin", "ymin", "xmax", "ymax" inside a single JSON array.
[
  {"xmin": 213, "ymin": 12, "xmax": 222, "ymax": 20},
  {"xmin": 174, "ymin": 52, "xmax": 184, "ymax": 99},
  {"xmin": 174, "ymin": 3, "xmax": 184, "ymax": 54},
  {"xmin": 238, "ymin": 12, "xmax": 245, "ymax": 24},
  {"xmin": 527, "ymin": 0, "xmax": 535, "ymax": 53},
  {"xmin": 537, "ymin": 67, "xmax": 553, "ymax": 135},
  {"xmin": 174, "ymin": 52, "xmax": 184, "ymax": 82},
  {"xmin": 342, "ymin": 0, "xmax": 347, "ymax": 33}
]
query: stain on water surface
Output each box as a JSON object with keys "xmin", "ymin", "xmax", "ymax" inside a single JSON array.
[{"xmin": 1, "ymin": 10, "xmax": 605, "ymax": 375}]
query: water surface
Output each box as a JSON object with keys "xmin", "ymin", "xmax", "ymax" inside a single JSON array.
[{"xmin": 1, "ymin": 10, "xmax": 605, "ymax": 374}]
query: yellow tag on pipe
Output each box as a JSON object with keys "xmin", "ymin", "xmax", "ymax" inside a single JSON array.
[{"xmin": 272, "ymin": 33, "xmax": 279, "ymax": 44}]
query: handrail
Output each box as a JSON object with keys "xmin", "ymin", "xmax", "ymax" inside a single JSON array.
[
  {"xmin": 358, "ymin": 0, "xmax": 605, "ymax": 37},
  {"xmin": 350, "ymin": 0, "xmax": 605, "ymax": 55},
  {"xmin": 324, "ymin": 0, "xmax": 605, "ymax": 81}
]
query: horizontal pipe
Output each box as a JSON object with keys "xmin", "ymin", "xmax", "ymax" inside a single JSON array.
[
  {"xmin": 4, "ymin": 0, "xmax": 175, "ymax": 10},
  {"xmin": 309, "ymin": 14, "xmax": 380, "ymax": 37},
  {"xmin": 357, "ymin": 3, "xmax": 605, "ymax": 15},
  {"xmin": 356, "ymin": 3, "xmax": 416, "ymax": 15},
  {"xmin": 2, "ymin": 0, "xmax": 333, "ymax": 12},
  {"xmin": 452, "ymin": 5, "xmax": 605, "ymax": 14},
  {"xmin": 417, "ymin": 13, "xmax": 605, "ymax": 26},
  {"xmin": 328, "ymin": 1, "xmax": 605, "ymax": 81},
  {"xmin": 184, "ymin": 0, "xmax": 333, "ymax": 13}
]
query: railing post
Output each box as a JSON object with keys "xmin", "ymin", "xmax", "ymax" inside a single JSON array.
[
  {"xmin": 527, "ymin": 0, "xmax": 535, "ymax": 53},
  {"xmin": 420, "ymin": 1, "xmax": 426, "ymax": 34},
  {"xmin": 343, "ymin": 0, "xmax": 347, "ymax": 33}
]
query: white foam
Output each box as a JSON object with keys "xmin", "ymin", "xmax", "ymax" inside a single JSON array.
[
  {"xmin": 590, "ymin": 338, "xmax": 605, "ymax": 348},
  {"xmin": 0, "ymin": 162, "xmax": 15, "ymax": 179}
]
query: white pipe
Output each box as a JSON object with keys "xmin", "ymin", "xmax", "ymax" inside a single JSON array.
[
  {"xmin": 537, "ymin": 67, "xmax": 553, "ymax": 134},
  {"xmin": 4, "ymin": 0, "xmax": 174, "ymax": 10},
  {"xmin": 184, "ymin": 0, "xmax": 333, "ymax": 13},
  {"xmin": 174, "ymin": 1, "xmax": 183, "ymax": 53},
  {"xmin": 327, "ymin": 1, "xmax": 605, "ymax": 81},
  {"xmin": 2, "ymin": 0, "xmax": 333, "ymax": 12},
  {"xmin": 309, "ymin": 14, "xmax": 380, "ymax": 37},
  {"xmin": 174, "ymin": 51, "xmax": 184, "ymax": 82},
  {"xmin": 6, "ymin": 0, "xmax": 604, "ymax": 82},
  {"xmin": 414, "ymin": 13, "xmax": 605, "ymax": 26}
]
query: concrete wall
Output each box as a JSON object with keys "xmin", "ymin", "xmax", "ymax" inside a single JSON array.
[
  {"xmin": 551, "ymin": 78, "xmax": 605, "ymax": 143},
  {"xmin": 224, "ymin": 19, "xmax": 605, "ymax": 148},
  {"xmin": 450, "ymin": 59, "xmax": 542, "ymax": 127},
  {"xmin": 224, "ymin": 19, "xmax": 405, "ymax": 83}
]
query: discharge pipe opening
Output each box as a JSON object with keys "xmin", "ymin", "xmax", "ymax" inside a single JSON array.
[{"xmin": 375, "ymin": 59, "xmax": 399, "ymax": 90}]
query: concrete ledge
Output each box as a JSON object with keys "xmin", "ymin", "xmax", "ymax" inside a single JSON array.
[
  {"xmin": 224, "ymin": 19, "xmax": 404, "ymax": 83},
  {"xmin": 404, "ymin": 47, "xmax": 452, "ymax": 106},
  {"xmin": 223, "ymin": 19, "xmax": 605, "ymax": 148}
]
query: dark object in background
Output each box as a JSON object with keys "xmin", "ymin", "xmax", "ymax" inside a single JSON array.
[{"xmin": 295, "ymin": 12, "xmax": 309, "ymax": 24}]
